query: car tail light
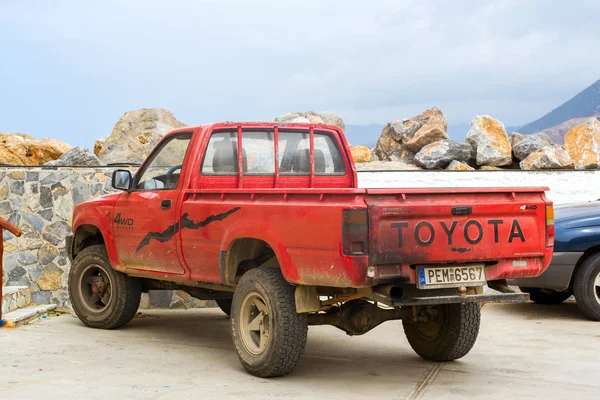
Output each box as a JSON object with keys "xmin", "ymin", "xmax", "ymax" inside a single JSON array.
[
  {"xmin": 342, "ymin": 209, "xmax": 368, "ymax": 255},
  {"xmin": 545, "ymin": 204, "xmax": 554, "ymax": 247}
]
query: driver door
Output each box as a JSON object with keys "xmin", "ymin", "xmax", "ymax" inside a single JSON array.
[{"xmin": 113, "ymin": 131, "xmax": 192, "ymax": 275}]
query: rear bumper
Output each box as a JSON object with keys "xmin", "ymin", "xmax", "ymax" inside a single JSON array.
[
  {"xmin": 372, "ymin": 288, "xmax": 529, "ymax": 307},
  {"xmin": 507, "ymin": 252, "xmax": 581, "ymax": 291}
]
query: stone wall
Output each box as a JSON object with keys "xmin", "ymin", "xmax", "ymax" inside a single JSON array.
[
  {"xmin": 2, "ymin": 167, "xmax": 600, "ymax": 309},
  {"xmin": 1, "ymin": 168, "xmax": 115, "ymax": 307}
]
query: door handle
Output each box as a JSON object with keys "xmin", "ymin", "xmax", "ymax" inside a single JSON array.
[{"xmin": 161, "ymin": 200, "xmax": 172, "ymax": 210}]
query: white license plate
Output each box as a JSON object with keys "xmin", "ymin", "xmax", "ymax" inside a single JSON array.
[{"xmin": 417, "ymin": 264, "xmax": 486, "ymax": 289}]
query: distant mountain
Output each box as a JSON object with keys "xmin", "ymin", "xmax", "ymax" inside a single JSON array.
[
  {"xmin": 345, "ymin": 122, "xmax": 470, "ymax": 148},
  {"xmin": 539, "ymin": 114, "xmax": 600, "ymax": 144},
  {"xmin": 519, "ymin": 79, "xmax": 600, "ymax": 135}
]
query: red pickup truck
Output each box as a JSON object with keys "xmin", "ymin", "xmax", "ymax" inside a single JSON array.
[{"xmin": 67, "ymin": 122, "xmax": 554, "ymax": 377}]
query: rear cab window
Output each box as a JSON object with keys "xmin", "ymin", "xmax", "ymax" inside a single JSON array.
[{"xmin": 197, "ymin": 126, "xmax": 350, "ymax": 188}]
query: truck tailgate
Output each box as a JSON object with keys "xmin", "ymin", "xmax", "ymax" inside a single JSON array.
[{"xmin": 366, "ymin": 188, "xmax": 551, "ymax": 265}]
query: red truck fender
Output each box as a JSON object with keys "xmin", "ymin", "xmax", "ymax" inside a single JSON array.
[
  {"xmin": 219, "ymin": 219, "xmax": 297, "ymax": 285},
  {"xmin": 71, "ymin": 203, "xmax": 120, "ymax": 270}
]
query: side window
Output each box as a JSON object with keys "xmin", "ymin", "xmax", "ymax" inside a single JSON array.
[
  {"xmin": 135, "ymin": 132, "xmax": 192, "ymax": 190},
  {"xmin": 201, "ymin": 131, "xmax": 239, "ymax": 175},
  {"xmin": 201, "ymin": 130, "xmax": 275, "ymax": 175},
  {"xmin": 278, "ymin": 131, "xmax": 345, "ymax": 175},
  {"xmin": 243, "ymin": 131, "xmax": 275, "ymax": 175}
]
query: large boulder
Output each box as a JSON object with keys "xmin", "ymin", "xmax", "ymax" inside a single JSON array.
[
  {"xmin": 373, "ymin": 123, "xmax": 416, "ymax": 162},
  {"xmin": 96, "ymin": 109, "xmax": 187, "ymax": 164},
  {"xmin": 373, "ymin": 107, "xmax": 448, "ymax": 162},
  {"xmin": 274, "ymin": 111, "xmax": 345, "ymax": 130},
  {"xmin": 520, "ymin": 145, "xmax": 574, "ymax": 170},
  {"xmin": 466, "ymin": 115, "xmax": 512, "ymax": 166},
  {"xmin": 0, "ymin": 133, "xmax": 70, "ymax": 166},
  {"xmin": 446, "ymin": 160, "xmax": 474, "ymax": 171},
  {"xmin": 350, "ymin": 146, "xmax": 372, "ymax": 163},
  {"xmin": 564, "ymin": 119, "xmax": 600, "ymax": 169},
  {"xmin": 414, "ymin": 140, "xmax": 472, "ymax": 169},
  {"xmin": 45, "ymin": 146, "xmax": 104, "ymax": 166},
  {"xmin": 512, "ymin": 133, "xmax": 554, "ymax": 161}
]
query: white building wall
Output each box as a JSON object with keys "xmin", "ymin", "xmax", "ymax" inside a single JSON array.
[{"xmin": 358, "ymin": 170, "xmax": 600, "ymax": 205}]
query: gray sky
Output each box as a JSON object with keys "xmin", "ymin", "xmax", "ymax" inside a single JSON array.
[{"xmin": 1, "ymin": 0, "xmax": 599, "ymax": 147}]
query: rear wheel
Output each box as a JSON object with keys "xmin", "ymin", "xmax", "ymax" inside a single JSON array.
[
  {"xmin": 68, "ymin": 245, "xmax": 141, "ymax": 329},
  {"xmin": 216, "ymin": 298, "xmax": 232, "ymax": 316},
  {"xmin": 403, "ymin": 303, "xmax": 480, "ymax": 361},
  {"xmin": 573, "ymin": 254, "xmax": 600, "ymax": 321},
  {"xmin": 520, "ymin": 287, "xmax": 571, "ymax": 305},
  {"xmin": 231, "ymin": 267, "xmax": 308, "ymax": 377}
]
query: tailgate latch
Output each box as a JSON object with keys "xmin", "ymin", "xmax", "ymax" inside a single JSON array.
[{"xmin": 451, "ymin": 206, "xmax": 472, "ymax": 216}]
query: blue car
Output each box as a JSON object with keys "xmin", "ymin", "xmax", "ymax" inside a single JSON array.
[{"xmin": 509, "ymin": 201, "xmax": 600, "ymax": 321}]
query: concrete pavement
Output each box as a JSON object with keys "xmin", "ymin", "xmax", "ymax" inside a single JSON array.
[{"xmin": 1, "ymin": 301, "xmax": 599, "ymax": 399}]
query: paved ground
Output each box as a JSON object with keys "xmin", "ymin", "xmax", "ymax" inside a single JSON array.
[{"xmin": 1, "ymin": 301, "xmax": 599, "ymax": 399}]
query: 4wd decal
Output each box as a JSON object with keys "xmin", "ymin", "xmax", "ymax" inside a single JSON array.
[
  {"xmin": 135, "ymin": 206, "xmax": 241, "ymax": 252},
  {"xmin": 114, "ymin": 213, "xmax": 134, "ymax": 230}
]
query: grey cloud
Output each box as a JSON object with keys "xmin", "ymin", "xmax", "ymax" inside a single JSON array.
[{"xmin": 0, "ymin": 0, "xmax": 599, "ymax": 146}]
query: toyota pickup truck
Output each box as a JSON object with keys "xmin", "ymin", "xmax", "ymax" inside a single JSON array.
[{"xmin": 67, "ymin": 122, "xmax": 554, "ymax": 377}]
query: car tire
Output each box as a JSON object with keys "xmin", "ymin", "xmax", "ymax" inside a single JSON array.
[
  {"xmin": 572, "ymin": 253, "xmax": 600, "ymax": 321},
  {"xmin": 68, "ymin": 245, "xmax": 141, "ymax": 329},
  {"xmin": 231, "ymin": 267, "xmax": 308, "ymax": 377},
  {"xmin": 216, "ymin": 298, "xmax": 232, "ymax": 316},
  {"xmin": 403, "ymin": 303, "xmax": 481, "ymax": 361},
  {"xmin": 520, "ymin": 287, "xmax": 571, "ymax": 305}
]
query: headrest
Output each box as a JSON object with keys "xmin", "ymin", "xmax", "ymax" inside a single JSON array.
[
  {"xmin": 211, "ymin": 140, "xmax": 248, "ymax": 173},
  {"xmin": 292, "ymin": 149, "xmax": 326, "ymax": 173}
]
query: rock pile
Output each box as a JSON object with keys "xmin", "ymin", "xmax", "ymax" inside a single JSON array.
[
  {"xmin": 95, "ymin": 108, "xmax": 187, "ymax": 164},
  {"xmin": 274, "ymin": 111, "xmax": 345, "ymax": 131},
  {"xmin": 564, "ymin": 119, "xmax": 600, "ymax": 169},
  {"xmin": 466, "ymin": 115, "xmax": 512, "ymax": 166},
  {"xmin": 2, "ymin": 107, "xmax": 600, "ymax": 171},
  {"xmin": 45, "ymin": 147, "xmax": 103, "ymax": 167},
  {"xmin": 373, "ymin": 107, "xmax": 449, "ymax": 163},
  {"xmin": 0, "ymin": 133, "xmax": 70, "ymax": 166},
  {"xmin": 365, "ymin": 108, "xmax": 595, "ymax": 171}
]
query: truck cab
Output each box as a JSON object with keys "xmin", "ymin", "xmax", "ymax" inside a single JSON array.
[{"xmin": 67, "ymin": 122, "xmax": 554, "ymax": 377}]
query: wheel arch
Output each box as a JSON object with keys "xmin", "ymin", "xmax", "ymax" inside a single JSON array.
[
  {"xmin": 220, "ymin": 237, "xmax": 293, "ymax": 285},
  {"xmin": 72, "ymin": 224, "xmax": 106, "ymax": 259},
  {"xmin": 569, "ymin": 245, "xmax": 600, "ymax": 290}
]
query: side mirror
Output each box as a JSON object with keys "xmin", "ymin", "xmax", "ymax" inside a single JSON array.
[{"xmin": 112, "ymin": 170, "xmax": 132, "ymax": 191}]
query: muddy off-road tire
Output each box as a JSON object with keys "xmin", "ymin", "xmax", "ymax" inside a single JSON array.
[
  {"xmin": 69, "ymin": 245, "xmax": 141, "ymax": 329},
  {"xmin": 403, "ymin": 303, "xmax": 481, "ymax": 362},
  {"xmin": 573, "ymin": 254, "xmax": 600, "ymax": 321},
  {"xmin": 231, "ymin": 267, "xmax": 308, "ymax": 377},
  {"xmin": 216, "ymin": 298, "xmax": 233, "ymax": 316}
]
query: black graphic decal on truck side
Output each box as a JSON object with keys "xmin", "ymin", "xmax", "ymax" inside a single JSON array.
[{"xmin": 135, "ymin": 206, "xmax": 241, "ymax": 252}]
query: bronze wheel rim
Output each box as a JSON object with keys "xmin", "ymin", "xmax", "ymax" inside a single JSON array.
[
  {"xmin": 414, "ymin": 306, "xmax": 445, "ymax": 341},
  {"xmin": 239, "ymin": 291, "xmax": 271, "ymax": 355},
  {"xmin": 78, "ymin": 264, "xmax": 113, "ymax": 313},
  {"xmin": 594, "ymin": 272, "xmax": 600, "ymax": 305}
]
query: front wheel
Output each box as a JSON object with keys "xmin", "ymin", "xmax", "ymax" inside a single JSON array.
[
  {"xmin": 403, "ymin": 303, "xmax": 481, "ymax": 361},
  {"xmin": 520, "ymin": 287, "xmax": 571, "ymax": 305},
  {"xmin": 231, "ymin": 267, "xmax": 308, "ymax": 377},
  {"xmin": 68, "ymin": 245, "xmax": 141, "ymax": 329}
]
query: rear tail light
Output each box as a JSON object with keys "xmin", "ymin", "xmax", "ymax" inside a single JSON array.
[
  {"xmin": 545, "ymin": 204, "xmax": 554, "ymax": 247},
  {"xmin": 342, "ymin": 209, "xmax": 368, "ymax": 255}
]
